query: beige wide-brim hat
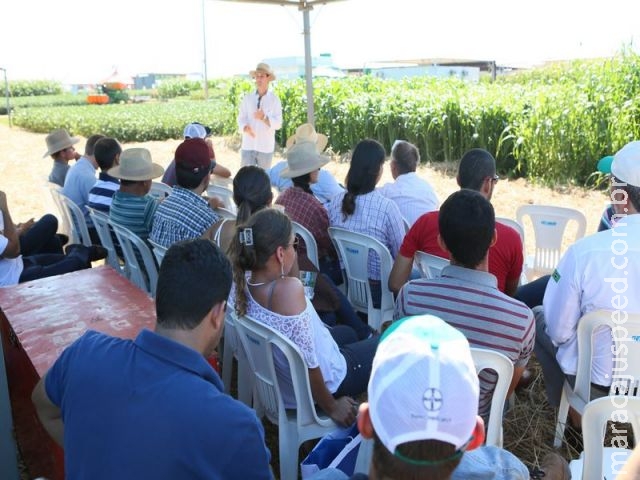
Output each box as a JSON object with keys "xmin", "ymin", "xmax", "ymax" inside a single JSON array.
[
  {"xmin": 285, "ymin": 123, "xmax": 328, "ymax": 152},
  {"xmin": 108, "ymin": 148, "xmax": 165, "ymax": 181},
  {"xmin": 43, "ymin": 128, "xmax": 80, "ymax": 158},
  {"xmin": 280, "ymin": 140, "xmax": 330, "ymax": 179},
  {"xmin": 250, "ymin": 62, "xmax": 276, "ymax": 80}
]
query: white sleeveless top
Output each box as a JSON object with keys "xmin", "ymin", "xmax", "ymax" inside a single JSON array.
[{"xmin": 235, "ymin": 285, "xmax": 347, "ymax": 408}]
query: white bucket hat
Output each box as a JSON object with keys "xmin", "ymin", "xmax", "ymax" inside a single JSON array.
[
  {"xmin": 108, "ymin": 148, "xmax": 164, "ymax": 181},
  {"xmin": 285, "ymin": 123, "xmax": 328, "ymax": 152},
  {"xmin": 280, "ymin": 140, "xmax": 330, "ymax": 179},
  {"xmin": 43, "ymin": 129, "xmax": 80, "ymax": 158}
]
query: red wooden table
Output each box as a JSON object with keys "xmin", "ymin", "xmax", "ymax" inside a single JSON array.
[{"xmin": 0, "ymin": 266, "xmax": 156, "ymax": 480}]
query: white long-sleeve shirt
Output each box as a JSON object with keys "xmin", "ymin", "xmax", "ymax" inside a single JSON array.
[
  {"xmin": 237, "ymin": 90, "xmax": 282, "ymax": 154},
  {"xmin": 543, "ymin": 213, "xmax": 640, "ymax": 385}
]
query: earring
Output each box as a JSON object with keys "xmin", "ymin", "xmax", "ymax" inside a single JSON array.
[{"xmin": 280, "ymin": 261, "xmax": 285, "ymax": 278}]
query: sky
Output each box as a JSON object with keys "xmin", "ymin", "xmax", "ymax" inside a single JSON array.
[{"xmin": 1, "ymin": 0, "xmax": 639, "ymax": 84}]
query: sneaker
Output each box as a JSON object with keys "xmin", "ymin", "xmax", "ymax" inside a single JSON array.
[
  {"xmin": 530, "ymin": 452, "xmax": 571, "ymax": 480},
  {"xmin": 65, "ymin": 244, "xmax": 108, "ymax": 263}
]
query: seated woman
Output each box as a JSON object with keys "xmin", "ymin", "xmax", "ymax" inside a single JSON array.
[
  {"xmin": 327, "ymin": 139, "xmax": 405, "ymax": 308},
  {"xmin": 229, "ymin": 208, "xmax": 378, "ymax": 426},
  {"xmin": 213, "ymin": 166, "xmax": 371, "ymax": 340},
  {"xmin": 275, "ymin": 138, "xmax": 342, "ymax": 286}
]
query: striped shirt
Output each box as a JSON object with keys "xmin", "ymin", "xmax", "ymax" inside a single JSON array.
[
  {"xmin": 394, "ymin": 265, "xmax": 535, "ymax": 420},
  {"xmin": 327, "ymin": 190, "xmax": 405, "ymax": 280},
  {"xmin": 109, "ymin": 191, "xmax": 158, "ymax": 241},
  {"xmin": 88, "ymin": 173, "xmax": 120, "ymax": 213},
  {"xmin": 150, "ymin": 187, "xmax": 220, "ymax": 248}
]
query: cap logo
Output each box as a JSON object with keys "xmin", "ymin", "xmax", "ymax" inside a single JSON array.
[{"xmin": 423, "ymin": 387, "xmax": 443, "ymax": 412}]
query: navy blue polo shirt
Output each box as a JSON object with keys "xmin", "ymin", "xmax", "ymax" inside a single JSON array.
[{"xmin": 46, "ymin": 329, "xmax": 271, "ymax": 479}]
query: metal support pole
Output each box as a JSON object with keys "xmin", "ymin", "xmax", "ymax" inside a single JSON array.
[
  {"xmin": 301, "ymin": 6, "xmax": 314, "ymax": 125},
  {"xmin": 201, "ymin": 0, "xmax": 209, "ymax": 100},
  {"xmin": 1, "ymin": 69, "xmax": 11, "ymax": 128}
]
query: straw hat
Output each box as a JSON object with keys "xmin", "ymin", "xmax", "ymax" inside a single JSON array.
[
  {"xmin": 280, "ymin": 140, "xmax": 329, "ymax": 179},
  {"xmin": 43, "ymin": 129, "xmax": 80, "ymax": 158},
  {"xmin": 249, "ymin": 62, "xmax": 276, "ymax": 80},
  {"xmin": 108, "ymin": 148, "xmax": 164, "ymax": 181},
  {"xmin": 285, "ymin": 123, "xmax": 328, "ymax": 152}
]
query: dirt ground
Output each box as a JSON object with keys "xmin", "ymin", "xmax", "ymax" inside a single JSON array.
[{"xmin": 0, "ymin": 123, "xmax": 608, "ymax": 259}]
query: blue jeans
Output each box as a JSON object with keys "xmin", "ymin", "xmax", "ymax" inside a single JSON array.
[
  {"xmin": 334, "ymin": 335, "xmax": 379, "ymax": 398},
  {"xmin": 19, "ymin": 249, "xmax": 89, "ymax": 283},
  {"xmin": 240, "ymin": 150, "xmax": 273, "ymax": 170},
  {"xmin": 319, "ymin": 275, "xmax": 372, "ymax": 341}
]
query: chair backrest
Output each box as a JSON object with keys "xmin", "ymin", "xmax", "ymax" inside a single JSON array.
[
  {"xmin": 495, "ymin": 216, "xmax": 525, "ymax": 245},
  {"xmin": 234, "ymin": 314, "xmax": 334, "ymax": 430},
  {"xmin": 47, "ymin": 183, "xmax": 71, "ymax": 238},
  {"xmin": 516, "ymin": 205, "xmax": 586, "ymax": 273},
  {"xmin": 292, "ymin": 221, "xmax": 319, "ymax": 270},
  {"xmin": 573, "ymin": 310, "xmax": 640, "ymax": 403},
  {"xmin": 88, "ymin": 209, "xmax": 126, "ymax": 276},
  {"xmin": 56, "ymin": 191, "xmax": 92, "ymax": 246},
  {"xmin": 470, "ymin": 348, "xmax": 514, "ymax": 448},
  {"xmin": 414, "ymin": 250, "xmax": 449, "ymax": 279},
  {"xmin": 328, "ymin": 227, "xmax": 394, "ymax": 331},
  {"xmin": 109, "ymin": 221, "xmax": 158, "ymax": 297},
  {"xmin": 579, "ymin": 396, "xmax": 640, "ymax": 480},
  {"xmin": 207, "ymin": 184, "xmax": 236, "ymax": 215},
  {"xmin": 147, "ymin": 238, "xmax": 168, "ymax": 267},
  {"xmin": 214, "ymin": 207, "xmax": 237, "ymax": 220},
  {"xmin": 148, "ymin": 181, "xmax": 172, "ymax": 201}
]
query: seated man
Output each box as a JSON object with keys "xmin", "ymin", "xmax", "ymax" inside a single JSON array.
[
  {"xmin": 108, "ymin": 148, "xmax": 165, "ymax": 241},
  {"xmin": 150, "ymin": 138, "xmax": 222, "ymax": 248},
  {"xmin": 311, "ymin": 314, "xmax": 567, "ymax": 480},
  {"xmin": 377, "ymin": 140, "xmax": 439, "ymax": 225},
  {"xmin": 88, "ymin": 137, "xmax": 122, "ymax": 213},
  {"xmin": 63, "ymin": 133, "xmax": 105, "ymax": 243},
  {"xmin": 31, "ymin": 239, "xmax": 272, "ymax": 478},
  {"xmin": 269, "ymin": 123, "xmax": 344, "ymax": 206},
  {"xmin": 161, "ymin": 122, "xmax": 231, "ymax": 186},
  {"xmin": 43, "ymin": 128, "xmax": 81, "ymax": 187},
  {"xmin": 534, "ymin": 140, "xmax": 640, "ymax": 411},
  {"xmin": 389, "ymin": 148, "xmax": 522, "ymax": 297},
  {"xmin": 0, "ymin": 190, "xmax": 105, "ymax": 286},
  {"xmin": 394, "ymin": 190, "xmax": 535, "ymax": 422}
]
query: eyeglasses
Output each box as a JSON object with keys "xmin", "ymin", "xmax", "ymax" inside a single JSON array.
[
  {"xmin": 491, "ymin": 174, "xmax": 500, "ymax": 184},
  {"xmin": 287, "ymin": 237, "xmax": 299, "ymax": 250}
]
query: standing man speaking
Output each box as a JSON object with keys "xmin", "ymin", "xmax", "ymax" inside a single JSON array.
[{"xmin": 237, "ymin": 62, "xmax": 283, "ymax": 169}]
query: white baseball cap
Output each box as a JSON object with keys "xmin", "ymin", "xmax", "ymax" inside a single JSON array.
[
  {"xmin": 612, "ymin": 141, "xmax": 640, "ymax": 187},
  {"xmin": 183, "ymin": 122, "xmax": 209, "ymax": 139},
  {"xmin": 368, "ymin": 315, "xmax": 479, "ymax": 453}
]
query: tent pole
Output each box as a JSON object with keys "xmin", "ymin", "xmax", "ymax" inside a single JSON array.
[{"xmin": 301, "ymin": 6, "xmax": 314, "ymax": 125}]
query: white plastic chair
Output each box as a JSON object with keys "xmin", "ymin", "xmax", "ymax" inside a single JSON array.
[
  {"xmin": 568, "ymin": 396, "xmax": 640, "ymax": 480},
  {"xmin": 328, "ymin": 227, "xmax": 394, "ymax": 331},
  {"xmin": 56, "ymin": 191, "xmax": 92, "ymax": 246},
  {"xmin": 207, "ymin": 184, "xmax": 237, "ymax": 215},
  {"xmin": 47, "ymin": 183, "xmax": 71, "ymax": 238},
  {"xmin": 148, "ymin": 181, "xmax": 172, "ymax": 201},
  {"xmin": 234, "ymin": 314, "xmax": 337, "ymax": 480},
  {"xmin": 109, "ymin": 221, "xmax": 158, "ymax": 297},
  {"xmin": 554, "ymin": 310, "xmax": 640, "ymax": 448},
  {"xmin": 292, "ymin": 221, "xmax": 319, "ymax": 270},
  {"xmin": 470, "ymin": 348, "xmax": 514, "ymax": 448},
  {"xmin": 414, "ymin": 250, "xmax": 449, "ymax": 279},
  {"xmin": 147, "ymin": 238, "xmax": 168, "ymax": 267},
  {"xmin": 220, "ymin": 310, "xmax": 254, "ymax": 407},
  {"xmin": 214, "ymin": 207, "xmax": 237, "ymax": 220},
  {"xmin": 88, "ymin": 209, "xmax": 126, "ymax": 276},
  {"xmin": 516, "ymin": 205, "xmax": 586, "ymax": 278}
]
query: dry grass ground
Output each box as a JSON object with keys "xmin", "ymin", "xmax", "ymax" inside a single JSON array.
[{"xmin": 0, "ymin": 122, "xmax": 613, "ymax": 477}]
